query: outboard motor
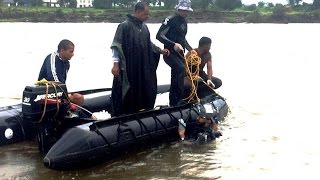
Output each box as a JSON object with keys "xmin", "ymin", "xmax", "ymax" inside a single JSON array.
[{"xmin": 22, "ymin": 82, "xmax": 70, "ymax": 153}]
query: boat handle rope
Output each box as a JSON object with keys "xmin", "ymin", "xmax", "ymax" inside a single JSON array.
[
  {"xmin": 151, "ymin": 113, "xmax": 169, "ymax": 134},
  {"xmin": 116, "ymin": 123, "xmax": 137, "ymax": 144},
  {"xmin": 134, "ymin": 116, "xmax": 154, "ymax": 139},
  {"xmin": 167, "ymin": 109, "xmax": 184, "ymax": 128},
  {"xmin": 91, "ymin": 122, "xmax": 114, "ymax": 148},
  {"xmin": 178, "ymin": 109, "xmax": 185, "ymax": 122}
]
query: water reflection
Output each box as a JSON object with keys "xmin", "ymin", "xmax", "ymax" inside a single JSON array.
[
  {"xmin": 0, "ymin": 140, "xmax": 222, "ymax": 179},
  {"xmin": 0, "ymin": 141, "xmax": 39, "ymax": 179},
  {"xmin": 2, "ymin": 102, "xmax": 320, "ymax": 179}
]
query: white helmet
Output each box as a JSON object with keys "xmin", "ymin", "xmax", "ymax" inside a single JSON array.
[{"xmin": 175, "ymin": 0, "xmax": 193, "ymax": 12}]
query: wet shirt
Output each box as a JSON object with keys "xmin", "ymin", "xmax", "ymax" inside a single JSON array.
[{"xmin": 38, "ymin": 52, "xmax": 70, "ymax": 84}]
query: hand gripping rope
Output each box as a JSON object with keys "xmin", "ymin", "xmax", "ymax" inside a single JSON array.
[{"xmin": 183, "ymin": 52, "xmax": 217, "ymax": 103}]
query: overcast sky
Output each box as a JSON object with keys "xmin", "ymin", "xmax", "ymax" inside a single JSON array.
[{"xmin": 241, "ymin": 0, "xmax": 313, "ymax": 5}]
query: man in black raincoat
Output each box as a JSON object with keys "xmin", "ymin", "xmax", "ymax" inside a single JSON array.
[{"xmin": 110, "ymin": 2, "xmax": 169, "ymax": 116}]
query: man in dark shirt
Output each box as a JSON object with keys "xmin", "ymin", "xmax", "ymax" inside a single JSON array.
[
  {"xmin": 38, "ymin": 39, "xmax": 84, "ymax": 106},
  {"xmin": 156, "ymin": 0, "xmax": 196, "ymax": 106},
  {"xmin": 186, "ymin": 37, "xmax": 222, "ymax": 89}
]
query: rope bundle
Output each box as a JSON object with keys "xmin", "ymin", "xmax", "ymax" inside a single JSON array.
[
  {"xmin": 184, "ymin": 52, "xmax": 202, "ymax": 103},
  {"xmin": 34, "ymin": 79, "xmax": 65, "ymax": 122}
]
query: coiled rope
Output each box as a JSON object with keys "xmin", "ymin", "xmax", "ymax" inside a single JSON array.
[
  {"xmin": 183, "ymin": 52, "xmax": 216, "ymax": 103},
  {"xmin": 35, "ymin": 79, "xmax": 96, "ymax": 121},
  {"xmin": 34, "ymin": 79, "xmax": 67, "ymax": 122},
  {"xmin": 184, "ymin": 52, "xmax": 202, "ymax": 103}
]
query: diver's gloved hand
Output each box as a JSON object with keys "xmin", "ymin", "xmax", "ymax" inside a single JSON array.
[
  {"xmin": 174, "ymin": 43, "xmax": 183, "ymax": 52},
  {"xmin": 207, "ymin": 80, "xmax": 215, "ymax": 88}
]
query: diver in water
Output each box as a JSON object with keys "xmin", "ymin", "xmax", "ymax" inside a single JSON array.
[
  {"xmin": 195, "ymin": 107, "xmax": 222, "ymax": 143},
  {"xmin": 178, "ymin": 104, "xmax": 222, "ymax": 144}
]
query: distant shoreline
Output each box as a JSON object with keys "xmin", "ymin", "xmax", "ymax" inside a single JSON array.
[{"xmin": 1, "ymin": 7, "xmax": 320, "ymax": 23}]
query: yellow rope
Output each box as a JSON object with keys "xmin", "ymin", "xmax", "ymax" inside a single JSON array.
[
  {"xmin": 183, "ymin": 52, "xmax": 219, "ymax": 103},
  {"xmin": 34, "ymin": 79, "xmax": 64, "ymax": 122},
  {"xmin": 184, "ymin": 52, "xmax": 202, "ymax": 103}
]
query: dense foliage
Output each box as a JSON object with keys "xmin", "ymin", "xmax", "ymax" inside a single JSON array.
[{"xmin": 1, "ymin": 0, "xmax": 320, "ymax": 23}]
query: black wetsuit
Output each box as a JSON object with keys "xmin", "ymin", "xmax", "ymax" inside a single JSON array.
[{"xmin": 156, "ymin": 14, "xmax": 192, "ymax": 106}]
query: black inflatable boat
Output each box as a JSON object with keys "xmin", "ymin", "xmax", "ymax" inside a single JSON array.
[
  {"xmin": 1, "ymin": 81, "xmax": 228, "ymax": 170},
  {"xmin": 0, "ymin": 84, "xmax": 169, "ymax": 146},
  {"xmin": 40, "ymin": 83, "xmax": 228, "ymax": 170},
  {"xmin": 44, "ymin": 94, "xmax": 228, "ymax": 170}
]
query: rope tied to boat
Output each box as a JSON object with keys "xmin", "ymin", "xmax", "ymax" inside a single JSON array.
[{"xmin": 34, "ymin": 78, "xmax": 66, "ymax": 123}]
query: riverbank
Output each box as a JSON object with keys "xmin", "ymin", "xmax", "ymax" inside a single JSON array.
[{"xmin": 1, "ymin": 7, "xmax": 320, "ymax": 23}]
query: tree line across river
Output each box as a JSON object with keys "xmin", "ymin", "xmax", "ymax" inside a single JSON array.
[{"xmin": 2, "ymin": 0, "xmax": 320, "ymax": 23}]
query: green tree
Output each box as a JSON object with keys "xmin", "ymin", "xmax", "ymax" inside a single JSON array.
[
  {"xmin": 142, "ymin": 0, "xmax": 158, "ymax": 6},
  {"xmin": 118, "ymin": 0, "xmax": 133, "ymax": 8},
  {"xmin": 192, "ymin": 0, "xmax": 213, "ymax": 10},
  {"xmin": 246, "ymin": 9, "xmax": 261, "ymax": 23},
  {"xmin": 272, "ymin": 3, "xmax": 287, "ymax": 19},
  {"xmin": 93, "ymin": 0, "xmax": 113, "ymax": 8},
  {"xmin": 313, "ymin": 0, "xmax": 320, "ymax": 9},
  {"xmin": 14, "ymin": 0, "xmax": 22, "ymax": 6},
  {"xmin": 58, "ymin": 0, "xmax": 66, "ymax": 7},
  {"xmin": 257, "ymin": 1, "xmax": 265, "ymax": 7},
  {"xmin": 66, "ymin": 0, "xmax": 77, "ymax": 8},
  {"xmin": 55, "ymin": 8, "xmax": 64, "ymax": 18},
  {"xmin": 215, "ymin": 0, "xmax": 242, "ymax": 10},
  {"xmin": 163, "ymin": 0, "xmax": 176, "ymax": 9},
  {"xmin": 244, "ymin": 4, "xmax": 256, "ymax": 11},
  {"xmin": 267, "ymin": 3, "xmax": 274, "ymax": 8},
  {"xmin": 15, "ymin": 0, "xmax": 42, "ymax": 6},
  {"xmin": 287, "ymin": 0, "xmax": 302, "ymax": 6},
  {"xmin": 30, "ymin": 0, "xmax": 42, "ymax": 6}
]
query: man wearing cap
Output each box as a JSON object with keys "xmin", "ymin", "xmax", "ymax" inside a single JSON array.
[{"xmin": 156, "ymin": 0, "xmax": 196, "ymax": 106}]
